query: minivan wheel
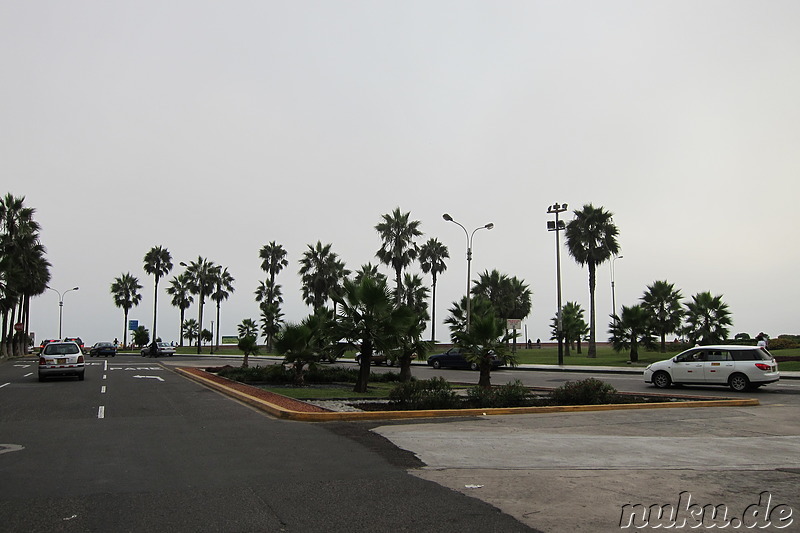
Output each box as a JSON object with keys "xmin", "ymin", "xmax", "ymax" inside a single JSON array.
[
  {"xmin": 652, "ymin": 371, "xmax": 671, "ymax": 389},
  {"xmin": 729, "ymin": 373, "xmax": 750, "ymax": 392}
]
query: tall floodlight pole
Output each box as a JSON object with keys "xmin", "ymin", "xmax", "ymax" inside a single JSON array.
[
  {"xmin": 611, "ymin": 255, "xmax": 623, "ymax": 320},
  {"xmin": 547, "ymin": 203, "xmax": 568, "ymax": 366},
  {"xmin": 443, "ymin": 214, "xmax": 494, "ymax": 332},
  {"xmin": 47, "ymin": 286, "xmax": 80, "ymax": 339}
]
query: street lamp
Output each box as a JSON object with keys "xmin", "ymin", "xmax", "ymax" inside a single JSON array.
[
  {"xmin": 47, "ymin": 286, "xmax": 79, "ymax": 339},
  {"xmin": 611, "ymin": 255, "xmax": 623, "ymax": 320},
  {"xmin": 547, "ymin": 202, "xmax": 568, "ymax": 366},
  {"xmin": 442, "ymin": 213, "xmax": 494, "ymax": 332}
]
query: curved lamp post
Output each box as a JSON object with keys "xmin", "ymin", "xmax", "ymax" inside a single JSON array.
[
  {"xmin": 442, "ymin": 214, "xmax": 494, "ymax": 332},
  {"xmin": 47, "ymin": 286, "xmax": 79, "ymax": 339}
]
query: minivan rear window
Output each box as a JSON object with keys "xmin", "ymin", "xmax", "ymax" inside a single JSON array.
[{"xmin": 730, "ymin": 348, "xmax": 772, "ymax": 361}]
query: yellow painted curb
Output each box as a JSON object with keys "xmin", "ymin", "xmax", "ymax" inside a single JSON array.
[{"xmin": 173, "ymin": 367, "xmax": 760, "ymax": 422}]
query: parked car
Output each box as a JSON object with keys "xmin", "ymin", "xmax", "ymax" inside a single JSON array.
[
  {"xmin": 141, "ymin": 342, "xmax": 177, "ymax": 357},
  {"xmin": 89, "ymin": 342, "xmax": 117, "ymax": 357},
  {"xmin": 427, "ymin": 347, "xmax": 504, "ymax": 371},
  {"xmin": 38, "ymin": 341, "xmax": 85, "ymax": 381},
  {"xmin": 644, "ymin": 345, "xmax": 780, "ymax": 392},
  {"xmin": 63, "ymin": 337, "xmax": 84, "ymax": 350},
  {"xmin": 354, "ymin": 351, "xmax": 389, "ymax": 365}
]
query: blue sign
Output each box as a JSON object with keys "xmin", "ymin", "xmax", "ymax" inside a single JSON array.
[{"xmin": 128, "ymin": 320, "xmax": 139, "ymax": 331}]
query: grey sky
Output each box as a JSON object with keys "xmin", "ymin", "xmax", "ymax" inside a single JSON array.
[{"xmin": 4, "ymin": 1, "xmax": 798, "ymax": 345}]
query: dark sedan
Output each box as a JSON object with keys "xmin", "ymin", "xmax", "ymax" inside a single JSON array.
[
  {"xmin": 89, "ymin": 342, "xmax": 117, "ymax": 357},
  {"xmin": 427, "ymin": 347, "xmax": 504, "ymax": 370}
]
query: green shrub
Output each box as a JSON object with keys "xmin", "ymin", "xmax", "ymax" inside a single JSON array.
[
  {"xmin": 216, "ymin": 364, "xmax": 292, "ymax": 383},
  {"xmin": 215, "ymin": 364, "xmax": 402, "ymax": 385},
  {"xmin": 550, "ymin": 378, "xmax": 618, "ymax": 405},
  {"xmin": 466, "ymin": 379, "xmax": 532, "ymax": 408},
  {"xmin": 766, "ymin": 337, "xmax": 799, "ymax": 350},
  {"xmin": 389, "ymin": 377, "xmax": 459, "ymax": 410}
]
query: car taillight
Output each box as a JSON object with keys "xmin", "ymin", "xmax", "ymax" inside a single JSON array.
[
  {"xmin": 754, "ymin": 363, "xmax": 771, "ymax": 371},
  {"xmin": 39, "ymin": 357, "xmax": 46, "ymax": 366},
  {"xmin": 78, "ymin": 355, "xmax": 85, "ymax": 363}
]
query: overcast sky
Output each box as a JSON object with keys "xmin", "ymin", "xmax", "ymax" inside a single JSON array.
[{"xmin": 5, "ymin": 1, "xmax": 799, "ymax": 346}]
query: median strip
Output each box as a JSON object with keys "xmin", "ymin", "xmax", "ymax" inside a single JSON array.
[{"xmin": 173, "ymin": 367, "xmax": 760, "ymax": 422}]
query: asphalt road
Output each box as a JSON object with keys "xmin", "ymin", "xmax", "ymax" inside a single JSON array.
[{"xmin": 0, "ymin": 355, "xmax": 537, "ymax": 533}]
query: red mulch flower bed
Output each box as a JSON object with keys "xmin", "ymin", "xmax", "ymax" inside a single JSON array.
[{"xmin": 180, "ymin": 367, "xmax": 330, "ymax": 413}]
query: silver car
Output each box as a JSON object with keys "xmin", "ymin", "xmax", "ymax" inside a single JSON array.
[
  {"xmin": 644, "ymin": 345, "xmax": 779, "ymax": 392},
  {"xmin": 38, "ymin": 341, "xmax": 86, "ymax": 381}
]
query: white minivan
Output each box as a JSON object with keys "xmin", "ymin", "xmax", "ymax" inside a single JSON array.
[{"xmin": 643, "ymin": 345, "xmax": 779, "ymax": 392}]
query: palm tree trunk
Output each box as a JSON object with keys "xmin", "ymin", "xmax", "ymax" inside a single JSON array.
[
  {"xmin": 123, "ymin": 309, "xmax": 129, "ymax": 349},
  {"xmin": 478, "ymin": 364, "xmax": 491, "ymax": 388},
  {"xmin": 179, "ymin": 308, "xmax": 185, "ymax": 346},
  {"xmin": 430, "ymin": 275, "xmax": 437, "ymax": 342},
  {"xmin": 197, "ymin": 295, "xmax": 204, "ymax": 354},
  {"xmin": 353, "ymin": 340, "xmax": 373, "ymax": 393},
  {"xmin": 152, "ymin": 279, "xmax": 159, "ymax": 342},
  {"xmin": 587, "ymin": 262, "xmax": 597, "ymax": 358}
]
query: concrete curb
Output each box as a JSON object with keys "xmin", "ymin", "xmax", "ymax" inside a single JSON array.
[{"xmin": 173, "ymin": 367, "xmax": 760, "ymax": 422}]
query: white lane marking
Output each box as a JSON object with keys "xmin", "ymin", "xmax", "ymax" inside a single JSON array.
[
  {"xmin": 104, "ymin": 360, "xmax": 108, "ymax": 371},
  {"xmin": 0, "ymin": 444, "xmax": 25, "ymax": 455},
  {"xmin": 97, "ymin": 406, "xmax": 105, "ymax": 419},
  {"xmin": 24, "ymin": 373, "xmax": 33, "ymax": 377},
  {"xmin": 0, "ymin": 383, "xmax": 9, "ymax": 389},
  {"xmin": 13, "ymin": 364, "xmax": 31, "ymax": 368},
  {"xmin": 103, "ymin": 374, "xmax": 107, "ymax": 380},
  {"xmin": 101, "ymin": 386, "xmax": 106, "ymax": 394},
  {"xmin": 133, "ymin": 375, "xmax": 164, "ymax": 382}
]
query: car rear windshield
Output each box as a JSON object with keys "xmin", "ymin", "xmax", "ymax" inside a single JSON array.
[
  {"xmin": 44, "ymin": 344, "xmax": 80, "ymax": 355},
  {"xmin": 730, "ymin": 348, "xmax": 773, "ymax": 361}
]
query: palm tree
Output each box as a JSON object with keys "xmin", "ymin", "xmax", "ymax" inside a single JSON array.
[
  {"xmin": 298, "ymin": 241, "xmax": 349, "ymax": 311},
  {"xmin": 166, "ymin": 273, "xmax": 193, "ymax": 346},
  {"xmin": 640, "ymin": 280, "xmax": 684, "ymax": 353},
  {"xmin": 331, "ymin": 275, "xmax": 413, "ymax": 393},
  {"xmin": 110, "ymin": 272, "xmax": 142, "ymax": 349},
  {"xmin": 237, "ymin": 318, "xmax": 259, "ymax": 339},
  {"xmin": 259, "ymin": 241, "xmax": 288, "ymax": 284},
  {"xmin": 565, "ymin": 204, "xmax": 620, "ymax": 358},
  {"xmin": 255, "ymin": 279, "xmax": 283, "ymax": 350},
  {"xmin": 257, "ymin": 242, "xmax": 288, "ymax": 350},
  {"xmin": 452, "ymin": 308, "xmax": 514, "ymax": 388},
  {"xmin": 210, "ymin": 266, "xmax": 235, "ymax": 351},
  {"xmin": 444, "ymin": 295, "xmax": 493, "ymax": 338},
  {"xmin": 274, "ymin": 323, "xmax": 316, "ymax": 384},
  {"xmin": 183, "ymin": 318, "xmax": 199, "ymax": 348},
  {"xmin": 609, "ymin": 304, "xmax": 655, "ymax": 362},
  {"xmin": 0, "ymin": 194, "xmax": 50, "ymax": 356},
  {"xmin": 683, "ymin": 292, "xmax": 732, "ymax": 345},
  {"xmin": 375, "ymin": 207, "xmax": 423, "ymax": 303},
  {"xmin": 143, "ymin": 246, "xmax": 173, "ymax": 343},
  {"xmin": 419, "ymin": 238, "xmax": 449, "ymax": 341},
  {"xmin": 184, "ymin": 256, "xmax": 217, "ymax": 353},
  {"xmin": 394, "ymin": 273, "xmax": 431, "ymax": 381},
  {"xmin": 237, "ymin": 318, "xmax": 259, "ymax": 368},
  {"xmin": 352, "ymin": 262, "xmax": 387, "ymax": 285}
]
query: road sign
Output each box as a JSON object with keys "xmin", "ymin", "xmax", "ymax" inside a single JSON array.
[
  {"xmin": 14, "ymin": 322, "xmax": 24, "ymax": 332},
  {"xmin": 506, "ymin": 319, "xmax": 522, "ymax": 330},
  {"xmin": 128, "ymin": 320, "xmax": 138, "ymax": 331}
]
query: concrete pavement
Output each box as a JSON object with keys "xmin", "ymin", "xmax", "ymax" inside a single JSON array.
[{"xmin": 373, "ymin": 403, "xmax": 800, "ymax": 532}]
